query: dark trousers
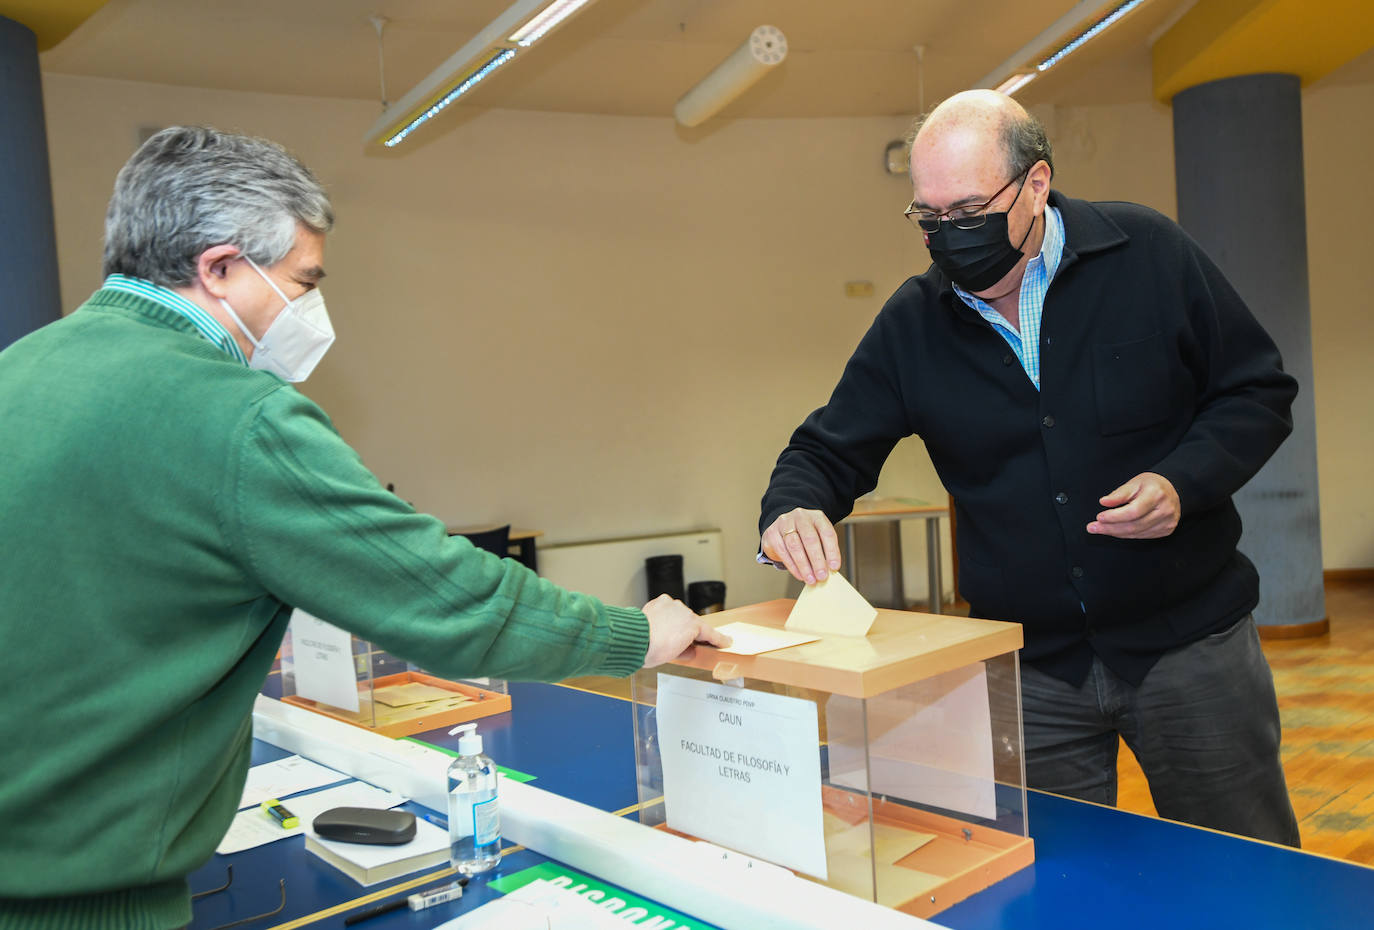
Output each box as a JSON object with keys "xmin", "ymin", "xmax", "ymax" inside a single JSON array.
[{"xmin": 1020, "ymin": 615, "xmax": 1301, "ymax": 846}]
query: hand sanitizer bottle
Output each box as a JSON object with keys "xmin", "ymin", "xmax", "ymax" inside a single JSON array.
[{"xmin": 447, "ymin": 723, "xmax": 500, "ymax": 874}]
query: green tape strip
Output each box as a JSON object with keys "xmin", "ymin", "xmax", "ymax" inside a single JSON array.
[{"xmin": 488, "ymin": 862, "xmax": 722, "ymax": 928}]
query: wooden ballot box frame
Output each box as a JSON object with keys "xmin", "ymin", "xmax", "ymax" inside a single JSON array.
[
  {"xmin": 278, "ymin": 628, "xmax": 510, "ymax": 738},
  {"xmin": 630, "ymin": 599, "xmax": 1032, "ymax": 919}
]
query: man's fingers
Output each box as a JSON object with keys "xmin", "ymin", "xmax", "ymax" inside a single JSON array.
[
  {"xmin": 764, "ymin": 509, "xmax": 841, "ymax": 585},
  {"xmin": 797, "ymin": 528, "xmax": 831, "ymax": 583},
  {"xmin": 818, "ymin": 522, "xmax": 842, "ymax": 570},
  {"xmin": 1098, "ymin": 480, "xmax": 1138, "ymax": 508},
  {"xmin": 783, "ymin": 530, "xmax": 819, "ymax": 584},
  {"xmin": 696, "ymin": 621, "xmax": 732, "ymax": 649},
  {"xmin": 766, "ymin": 529, "xmax": 806, "ymax": 583}
]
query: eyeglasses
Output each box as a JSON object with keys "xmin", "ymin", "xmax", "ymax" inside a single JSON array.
[{"xmin": 904, "ymin": 168, "xmax": 1030, "ymax": 233}]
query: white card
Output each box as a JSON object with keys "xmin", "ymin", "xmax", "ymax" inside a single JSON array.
[
  {"xmin": 785, "ymin": 572, "xmax": 877, "ymax": 636},
  {"xmin": 713, "ymin": 621, "xmax": 820, "ymax": 656},
  {"xmin": 655, "ymin": 673, "xmax": 827, "ymax": 878},
  {"xmin": 288, "ymin": 609, "xmax": 361, "ymax": 712},
  {"xmin": 236, "ymin": 755, "xmax": 346, "ymax": 810}
]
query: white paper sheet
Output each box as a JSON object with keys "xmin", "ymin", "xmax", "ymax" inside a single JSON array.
[
  {"xmin": 235, "ymin": 755, "xmax": 347, "ymax": 810},
  {"xmin": 215, "ymin": 780, "xmax": 407, "ymax": 854},
  {"xmin": 826, "ymin": 664, "xmax": 996, "ymax": 820},
  {"xmin": 654, "ymin": 674, "xmax": 827, "ymax": 878},
  {"xmin": 785, "ymin": 572, "xmax": 877, "ymax": 636},
  {"xmin": 434, "ymin": 879, "xmax": 629, "ymax": 930},
  {"xmin": 712, "ymin": 621, "xmax": 820, "ymax": 656},
  {"xmin": 288, "ymin": 609, "xmax": 360, "ymax": 712}
]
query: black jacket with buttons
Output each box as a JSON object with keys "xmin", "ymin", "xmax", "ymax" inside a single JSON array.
[{"xmin": 759, "ymin": 191, "xmax": 1297, "ymax": 687}]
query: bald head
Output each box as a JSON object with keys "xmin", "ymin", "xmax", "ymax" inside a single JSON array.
[{"xmin": 906, "ymin": 90, "xmax": 1053, "ymax": 187}]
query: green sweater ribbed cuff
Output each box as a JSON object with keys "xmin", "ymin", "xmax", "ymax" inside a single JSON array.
[
  {"xmin": 594, "ymin": 605, "xmax": 650, "ymax": 678},
  {"xmin": 0, "ymin": 879, "xmax": 190, "ymax": 930}
]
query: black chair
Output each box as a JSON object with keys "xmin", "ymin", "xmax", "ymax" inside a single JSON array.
[{"xmin": 453, "ymin": 524, "xmax": 511, "ymax": 559}]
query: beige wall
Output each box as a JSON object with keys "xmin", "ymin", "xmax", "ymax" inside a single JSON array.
[{"xmin": 39, "ymin": 72, "xmax": 1372, "ymax": 616}]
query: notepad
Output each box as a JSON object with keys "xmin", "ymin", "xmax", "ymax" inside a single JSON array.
[
  {"xmin": 785, "ymin": 572, "xmax": 878, "ymax": 636},
  {"xmin": 304, "ymin": 813, "xmax": 449, "ymax": 886}
]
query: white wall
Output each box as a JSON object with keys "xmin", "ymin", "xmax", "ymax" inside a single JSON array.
[
  {"xmin": 43, "ymin": 73, "xmax": 942, "ymax": 608},
  {"xmin": 40, "ymin": 73, "xmax": 1373, "ymax": 618}
]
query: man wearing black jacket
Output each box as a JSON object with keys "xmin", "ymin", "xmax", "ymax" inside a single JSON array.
[{"xmin": 758, "ymin": 90, "xmax": 1300, "ymax": 845}]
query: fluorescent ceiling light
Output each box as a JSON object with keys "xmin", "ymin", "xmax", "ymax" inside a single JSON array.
[
  {"xmin": 509, "ymin": 0, "xmax": 594, "ymax": 47},
  {"xmin": 995, "ymin": 72, "xmax": 1037, "ymax": 96},
  {"xmin": 975, "ymin": 0, "xmax": 1156, "ymax": 95},
  {"xmin": 364, "ymin": 0, "xmax": 600, "ymax": 150},
  {"xmin": 383, "ymin": 49, "xmax": 517, "ymax": 148},
  {"xmin": 1038, "ymin": 0, "xmax": 1147, "ymax": 71}
]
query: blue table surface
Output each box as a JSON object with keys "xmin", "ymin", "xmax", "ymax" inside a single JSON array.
[{"xmin": 190, "ymin": 681, "xmax": 1374, "ymax": 929}]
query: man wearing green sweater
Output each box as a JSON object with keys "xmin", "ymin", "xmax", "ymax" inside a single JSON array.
[{"xmin": 0, "ymin": 126, "xmax": 728, "ymax": 930}]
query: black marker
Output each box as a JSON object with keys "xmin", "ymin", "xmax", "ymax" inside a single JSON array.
[{"xmin": 343, "ymin": 877, "xmax": 469, "ymax": 926}]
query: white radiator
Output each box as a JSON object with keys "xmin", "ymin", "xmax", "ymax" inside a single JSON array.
[{"xmin": 538, "ymin": 529, "xmax": 724, "ymax": 607}]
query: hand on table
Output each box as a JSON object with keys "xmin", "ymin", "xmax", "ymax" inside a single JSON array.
[
  {"xmin": 1087, "ymin": 472, "xmax": 1181, "ymax": 539},
  {"xmin": 761, "ymin": 507, "xmax": 842, "ymax": 584},
  {"xmin": 641, "ymin": 594, "xmax": 732, "ymax": 668}
]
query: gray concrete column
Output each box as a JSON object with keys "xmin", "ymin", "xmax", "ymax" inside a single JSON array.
[
  {"xmin": 0, "ymin": 16, "xmax": 61, "ymax": 350},
  {"xmin": 1173, "ymin": 73, "xmax": 1325, "ymax": 630}
]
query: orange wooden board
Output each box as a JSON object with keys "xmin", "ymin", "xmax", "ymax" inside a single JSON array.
[
  {"xmin": 820, "ymin": 786, "xmax": 1034, "ymax": 918},
  {"xmin": 282, "ymin": 671, "xmax": 510, "ymax": 737}
]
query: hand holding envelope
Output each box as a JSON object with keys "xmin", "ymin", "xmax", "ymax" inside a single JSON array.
[{"xmin": 712, "ymin": 573, "xmax": 878, "ymax": 657}]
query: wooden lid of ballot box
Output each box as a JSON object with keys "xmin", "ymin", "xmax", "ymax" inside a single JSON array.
[{"xmin": 674, "ymin": 599, "xmax": 1022, "ymax": 699}]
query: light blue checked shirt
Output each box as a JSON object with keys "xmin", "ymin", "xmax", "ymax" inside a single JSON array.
[
  {"xmin": 103, "ymin": 274, "xmax": 249, "ymax": 365},
  {"xmin": 952, "ymin": 206, "xmax": 1064, "ymax": 390}
]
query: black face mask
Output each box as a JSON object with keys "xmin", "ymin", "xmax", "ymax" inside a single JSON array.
[{"xmin": 925, "ymin": 211, "xmax": 1036, "ymax": 292}]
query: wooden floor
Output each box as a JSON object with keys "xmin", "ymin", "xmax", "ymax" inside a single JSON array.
[{"xmin": 1117, "ymin": 574, "xmax": 1374, "ymax": 864}]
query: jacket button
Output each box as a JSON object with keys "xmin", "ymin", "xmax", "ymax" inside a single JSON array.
[
  {"xmin": 1044, "ymin": 336, "xmax": 1055, "ymax": 347},
  {"xmin": 1002, "ymin": 354, "xmax": 1014, "ymax": 366},
  {"xmin": 1041, "ymin": 415, "xmax": 1055, "ymax": 428},
  {"xmin": 1071, "ymin": 566, "xmax": 1084, "ymax": 578},
  {"xmin": 1054, "ymin": 491, "xmax": 1069, "ymax": 505}
]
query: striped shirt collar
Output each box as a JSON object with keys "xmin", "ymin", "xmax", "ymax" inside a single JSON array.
[
  {"xmin": 951, "ymin": 206, "xmax": 1064, "ymax": 390},
  {"xmin": 103, "ymin": 274, "xmax": 248, "ymax": 365}
]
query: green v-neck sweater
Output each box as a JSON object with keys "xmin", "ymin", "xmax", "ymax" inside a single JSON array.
[{"xmin": 0, "ymin": 289, "xmax": 649, "ymax": 929}]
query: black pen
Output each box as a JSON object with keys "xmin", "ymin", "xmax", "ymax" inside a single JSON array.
[
  {"xmin": 343, "ymin": 877, "xmax": 469, "ymax": 926},
  {"xmin": 343, "ymin": 896, "xmax": 407, "ymax": 926}
]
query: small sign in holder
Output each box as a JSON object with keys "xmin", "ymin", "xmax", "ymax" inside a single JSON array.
[{"xmin": 279, "ymin": 609, "xmax": 510, "ymax": 738}]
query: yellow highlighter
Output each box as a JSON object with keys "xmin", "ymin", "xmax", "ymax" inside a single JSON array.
[{"xmin": 261, "ymin": 799, "xmax": 299, "ymax": 829}]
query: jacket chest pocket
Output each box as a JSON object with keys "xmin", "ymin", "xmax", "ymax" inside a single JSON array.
[{"xmin": 1092, "ymin": 332, "xmax": 1185, "ymax": 436}]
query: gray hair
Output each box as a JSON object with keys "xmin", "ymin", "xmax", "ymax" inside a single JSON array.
[
  {"xmin": 904, "ymin": 104, "xmax": 1054, "ymax": 179},
  {"xmin": 103, "ymin": 126, "xmax": 334, "ymax": 286}
]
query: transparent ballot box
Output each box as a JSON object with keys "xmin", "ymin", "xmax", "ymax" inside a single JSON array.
[
  {"xmin": 278, "ymin": 609, "xmax": 510, "ymax": 737},
  {"xmin": 630, "ymin": 599, "xmax": 1031, "ymax": 918}
]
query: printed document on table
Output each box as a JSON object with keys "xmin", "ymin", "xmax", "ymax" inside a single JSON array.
[
  {"xmin": 236, "ymin": 755, "xmax": 347, "ymax": 810},
  {"xmin": 216, "ymin": 780, "xmax": 406, "ymax": 855},
  {"xmin": 435, "ymin": 879, "xmax": 628, "ymax": 929}
]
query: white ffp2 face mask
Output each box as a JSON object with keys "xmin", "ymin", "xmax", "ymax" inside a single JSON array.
[{"xmin": 219, "ymin": 254, "xmax": 335, "ymax": 382}]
